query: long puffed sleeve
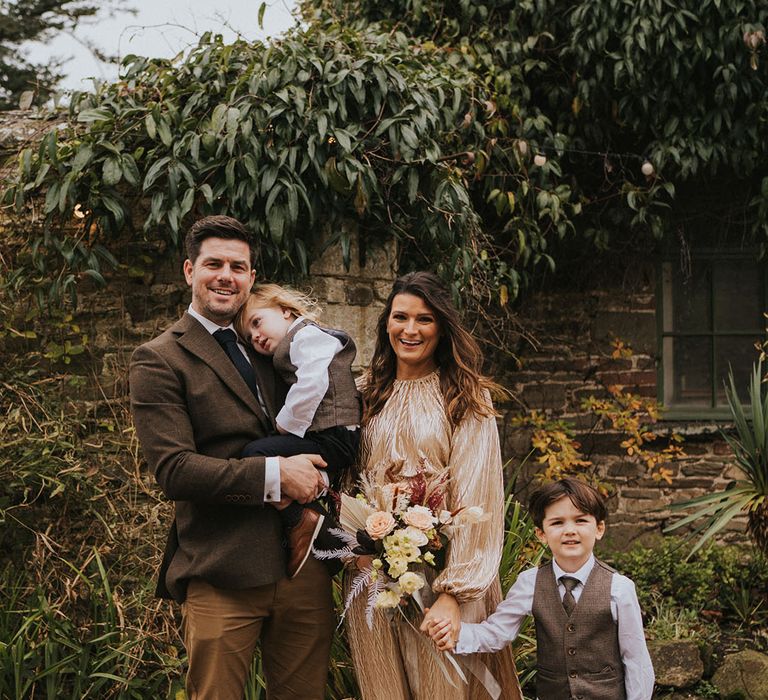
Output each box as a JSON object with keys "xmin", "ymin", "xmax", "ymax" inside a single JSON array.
[{"xmin": 431, "ymin": 400, "xmax": 505, "ymax": 604}]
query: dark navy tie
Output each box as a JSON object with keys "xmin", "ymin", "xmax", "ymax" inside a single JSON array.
[{"xmin": 213, "ymin": 328, "xmax": 260, "ymax": 399}]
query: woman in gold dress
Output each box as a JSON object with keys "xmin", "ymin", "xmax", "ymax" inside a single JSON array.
[{"xmin": 346, "ymin": 271, "xmax": 522, "ymax": 700}]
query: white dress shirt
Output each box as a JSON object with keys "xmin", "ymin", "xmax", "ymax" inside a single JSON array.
[
  {"xmin": 455, "ymin": 555, "xmax": 655, "ymax": 700},
  {"xmin": 275, "ymin": 318, "xmax": 343, "ymax": 438},
  {"xmin": 187, "ymin": 305, "xmax": 281, "ymax": 503}
]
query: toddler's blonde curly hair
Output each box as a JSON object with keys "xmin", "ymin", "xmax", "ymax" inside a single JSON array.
[{"xmin": 235, "ymin": 283, "xmax": 320, "ymax": 340}]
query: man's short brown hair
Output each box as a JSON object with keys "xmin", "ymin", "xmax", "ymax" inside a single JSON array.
[
  {"xmin": 528, "ymin": 478, "xmax": 607, "ymax": 528},
  {"xmin": 184, "ymin": 215, "xmax": 256, "ymax": 266}
]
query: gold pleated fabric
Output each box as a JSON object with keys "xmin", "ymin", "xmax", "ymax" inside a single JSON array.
[{"xmin": 346, "ymin": 372, "xmax": 523, "ymax": 700}]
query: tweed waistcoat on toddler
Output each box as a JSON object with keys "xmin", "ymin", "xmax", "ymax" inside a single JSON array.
[{"xmin": 272, "ymin": 318, "xmax": 361, "ymax": 432}]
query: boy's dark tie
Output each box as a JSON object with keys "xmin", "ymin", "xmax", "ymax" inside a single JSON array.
[
  {"xmin": 559, "ymin": 576, "xmax": 579, "ymax": 616},
  {"xmin": 213, "ymin": 328, "xmax": 259, "ymax": 398}
]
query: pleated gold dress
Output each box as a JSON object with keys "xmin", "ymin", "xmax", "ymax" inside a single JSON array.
[{"xmin": 346, "ymin": 372, "xmax": 523, "ymax": 700}]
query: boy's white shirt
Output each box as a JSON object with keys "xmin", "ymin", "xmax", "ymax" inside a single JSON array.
[
  {"xmin": 455, "ymin": 554, "xmax": 655, "ymax": 700},
  {"xmin": 275, "ymin": 317, "xmax": 344, "ymax": 438}
]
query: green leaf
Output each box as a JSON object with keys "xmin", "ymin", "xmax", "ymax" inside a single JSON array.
[
  {"xmin": 71, "ymin": 144, "xmax": 94, "ymax": 173},
  {"xmin": 101, "ymin": 193, "xmax": 125, "ymax": 228},
  {"xmin": 122, "ymin": 154, "xmax": 140, "ymax": 186},
  {"xmin": 143, "ymin": 156, "xmax": 171, "ymax": 191},
  {"xmin": 77, "ymin": 108, "xmax": 113, "ymax": 123},
  {"xmin": 180, "ymin": 188, "xmax": 195, "ymax": 217},
  {"xmin": 103, "ymin": 157, "xmax": 122, "ymax": 186},
  {"xmin": 258, "ymin": 1, "xmax": 266, "ymax": 29},
  {"xmin": 145, "ymin": 113, "xmax": 157, "ymax": 140},
  {"xmin": 334, "ymin": 129, "xmax": 352, "ymax": 152},
  {"xmin": 317, "ymin": 113, "xmax": 328, "ymax": 138},
  {"xmin": 157, "ymin": 119, "xmax": 173, "ymax": 147},
  {"xmin": 44, "ymin": 182, "xmax": 61, "ymax": 214}
]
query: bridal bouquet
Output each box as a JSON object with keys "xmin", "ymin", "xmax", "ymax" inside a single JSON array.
[{"xmin": 314, "ymin": 470, "xmax": 488, "ymax": 629}]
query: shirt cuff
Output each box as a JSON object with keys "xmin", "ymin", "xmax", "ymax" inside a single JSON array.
[
  {"xmin": 264, "ymin": 457, "xmax": 281, "ymax": 503},
  {"xmin": 317, "ymin": 469, "xmax": 329, "ymax": 497},
  {"xmin": 454, "ymin": 626, "xmax": 474, "ymax": 655},
  {"xmin": 275, "ymin": 408, "xmax": 309, "ymax": 438}
]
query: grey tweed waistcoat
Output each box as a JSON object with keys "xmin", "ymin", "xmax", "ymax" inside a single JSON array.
[
  {"xmin": 532, "ymin": 559, "xmax": 626, "ymax": 700},
  {"xmin": 272, "ymin": 319, "xmax": 361, "ymax": 432}
]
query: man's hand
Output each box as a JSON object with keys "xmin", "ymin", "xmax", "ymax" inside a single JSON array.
[{"xmin": 279, "ymin": 454, "xmax": 327, "ymax": 503}]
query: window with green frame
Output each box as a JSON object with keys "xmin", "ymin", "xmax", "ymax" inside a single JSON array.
[{"xmin": 658, "ymin": 253, "xmax": 766, "ymax": 419}]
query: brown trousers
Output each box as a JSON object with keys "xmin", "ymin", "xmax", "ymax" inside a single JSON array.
[{"xmin": 182, "ymin": 557, "xmax": 335, "ymax": 700}]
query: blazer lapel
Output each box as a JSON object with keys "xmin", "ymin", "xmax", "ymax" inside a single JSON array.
[{"xmin": 174, "ymin": 314, "xmax": 270, "ymax": 431}]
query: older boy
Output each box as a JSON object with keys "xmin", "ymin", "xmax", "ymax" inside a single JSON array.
[{"xmin": 427, "ymin": 478, "xmax": 654, "ymax": 700}]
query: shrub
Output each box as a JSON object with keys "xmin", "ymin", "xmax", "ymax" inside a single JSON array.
[{"xmin": 608, "ymin": 537, "xmax": 768, "ymax": 624}]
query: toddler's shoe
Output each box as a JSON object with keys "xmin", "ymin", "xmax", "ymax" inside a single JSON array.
[{"xmin": 286, "ymin": 505, "xmax": 325, "ymax": 579}]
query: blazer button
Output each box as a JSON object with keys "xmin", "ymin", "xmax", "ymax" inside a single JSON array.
[
  {"xmin": 568, "ymin": 647, "xmax": 576, "ymax": 656},
  {"xmin": 569, "ymin": 671, "xmax": 577, "ymax": 678},
  {"xmin": 567, "ymin": 623, "xmax": 576, "ymax": 632}
]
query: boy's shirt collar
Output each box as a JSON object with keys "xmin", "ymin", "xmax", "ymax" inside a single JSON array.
[{"xmin": 552, "ymin": 554, "xmax": 595, "ymax": 586}]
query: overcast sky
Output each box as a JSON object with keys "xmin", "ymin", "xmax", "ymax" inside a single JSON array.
[{"xmin": 22, "ymin": 0, "xmax": 299, "ymax": 95}]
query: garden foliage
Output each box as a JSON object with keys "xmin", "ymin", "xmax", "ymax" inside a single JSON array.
[{"xmin": 4, "ymin": 1, "xmax": 766, "ymax": 311}]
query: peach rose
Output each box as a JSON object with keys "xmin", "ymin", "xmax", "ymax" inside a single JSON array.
[
  {"xmin": 402, "ymin": 505, "xmax": 437, "ymax": 531},
  {"xmin": 366, "ymin": 511, "xmax": 396, "ymax": 539}
]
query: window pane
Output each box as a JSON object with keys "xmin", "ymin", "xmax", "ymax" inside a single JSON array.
[
  {"xmin": 714, "ymin": 336, "xmax": 763, "ymax": 406},
  {"xmin": 713, "ymin": 261, "xmax": 763, "ymax": 332},
  {"xmin": 673, "ymin": 262, "xmax": 711, "ymax": 332},
  {"xmin": 664, "ymin": 336, "xmax": 713, "ymax": 407}
]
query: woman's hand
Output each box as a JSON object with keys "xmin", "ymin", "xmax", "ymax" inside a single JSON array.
[
  {"xmin": 426, "ymin": 618, "xmax": 456, "ymax": 651},
  {"xmin": 419, "ymin": 593, "xmax": 460, "ymax": 648}
]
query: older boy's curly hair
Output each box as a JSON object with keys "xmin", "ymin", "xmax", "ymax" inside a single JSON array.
[{"xmin": 528, "ymin": 478, "xmax": 607, "ymax": 529}]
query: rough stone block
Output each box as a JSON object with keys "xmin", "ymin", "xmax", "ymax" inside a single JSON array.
[
  {"xmin": 345, "ymin": 284, "xmax": 374, "ymax": 306},
  {"xmin": 648, "ymin": 640, "xmax": 704, "ymax": 689},
  {"xmin": 606, "ymin": 461, "xmax": 645, "ymax": 478},
  {"xmin": 712, "ymin": 650, "xmax": 768, "ymax": 700},
  {"xmin": 518, "ymin": 382, "xmax": 568, "ymax": 411},
  {"xmin": 680, "ymin": 461, "xmax": 727, "ymax": 477},
  {"xmin": 712, "ymin": 440, "xmax": 733, "ymax": 455}
]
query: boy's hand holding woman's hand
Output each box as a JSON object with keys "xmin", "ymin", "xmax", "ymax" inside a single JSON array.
[{"xmin": 420, "ymin": 593, "xmax": 460, "ymax": 652}]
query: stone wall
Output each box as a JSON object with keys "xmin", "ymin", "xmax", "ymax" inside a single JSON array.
[{"xmin": 501, "ymin": 275, "xmax": 746, "ymax": 549}]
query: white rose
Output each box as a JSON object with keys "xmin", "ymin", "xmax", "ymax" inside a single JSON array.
[
  {"xmin": 438, "ymin": 510, "xmax": 453, "ymax": 524},
  {"xmin": 398, "ymin": 572, "xmax": 426, "ymax": 595},
  {"xmin": 375, "ymin": 589, "xmax": 402, "ymax": 609},
  {"xmin": 402, "ymin": 505, "xmax": 438, "ymax": 530},
  {"xmin": 401, "ymin": 525, "xmax": 429, "ymax": 547}
]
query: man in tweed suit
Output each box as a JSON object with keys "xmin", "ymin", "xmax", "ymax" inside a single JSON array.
[{"xmin": 130, "ymin": 215, "xmax": 334, "ymax": 699}]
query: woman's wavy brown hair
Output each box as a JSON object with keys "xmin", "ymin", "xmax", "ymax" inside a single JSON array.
[{"xmin": 363, "ymin": 271, "xmax": 502, "ymax": 428}]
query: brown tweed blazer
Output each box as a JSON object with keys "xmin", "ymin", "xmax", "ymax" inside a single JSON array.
[{"xmin": 129, "ymin": 312, "xmax": 289, "ymax": 602}]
